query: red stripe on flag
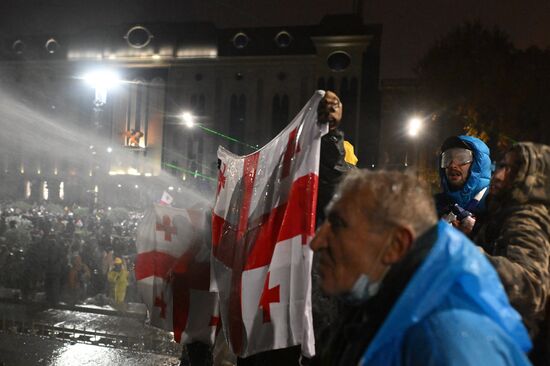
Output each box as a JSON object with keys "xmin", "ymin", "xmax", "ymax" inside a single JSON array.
[
  {"xmin": 237, "ymin": 153, "xmax": 260, "ymax": 240},
  {"xmin": 212, "ymin": 173, "xmax": 318, "ymax": 270},
  {"xmin": 171, "ymin": 252, "xmax": 211, "ymax": 343},
  {"xmin": 212, "ymin": 211, "xmax": 225, "ymax": 247},
  {"xmin": 244, "ymin": 173, "xmax": 318, "ymax": 270},
  {"xmin": 135, "ymin": 251, "xmax": 178, "ymax": 280},
  {"xmin": 281, "ymin": 127, "xmax": 299, "ymax": 179}
]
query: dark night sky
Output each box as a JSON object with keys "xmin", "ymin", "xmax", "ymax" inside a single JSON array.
[{"xmin": 1, "ymin": 0, "xmax": 549, "ymax": 78}]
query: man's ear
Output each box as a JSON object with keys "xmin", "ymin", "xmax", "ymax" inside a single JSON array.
[{"xmin": 382, "ymin": 227, "xmax": 414, "ymax": 265}]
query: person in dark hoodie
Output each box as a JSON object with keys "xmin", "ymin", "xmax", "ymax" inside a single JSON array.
[
  {"xmin": 435, "ymin": 135, "xmax": 491, "ymax": 235},
  {"xmin": 473, "ymin": 142, "xmax": 550, "ymax": 366}
]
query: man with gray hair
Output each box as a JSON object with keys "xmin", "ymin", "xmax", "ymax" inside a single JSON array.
[{"xmin": 310, "ymin": 170, "xmax": 532, "ymax": 366}]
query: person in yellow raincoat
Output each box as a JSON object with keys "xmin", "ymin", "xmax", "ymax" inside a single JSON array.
[{"xmin": 107, "ymin": 257, "xmax": 129, "ymax": 307}]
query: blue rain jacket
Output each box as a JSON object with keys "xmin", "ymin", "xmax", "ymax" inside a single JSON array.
[
  {"xmin": 437, "ymin": 135, "xmax": 491, "ymax": 211},
  {"xmin": 359, "ymin": 221, "xmax": 532, "ymax": 366}
]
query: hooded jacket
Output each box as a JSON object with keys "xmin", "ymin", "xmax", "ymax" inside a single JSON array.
[
  {"xmin": 436, "ymin": 135, "xmax": 492, "ymax": 216},
  {"xmin": 317, "ymin": 222, "xmax": 531, "ymax": 366},
  {"xmin": 474, "ymin": 142, "xmax": 550, "ymax": 364}
]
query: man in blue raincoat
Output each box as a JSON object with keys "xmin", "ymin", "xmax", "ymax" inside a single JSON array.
[
  {"xmin": 435, "ymin": 135, "xmax": 491, "ymax": 235},
  {"xmin": 310, "ymin": 169, "xmax": 531, "ymax": 366}
]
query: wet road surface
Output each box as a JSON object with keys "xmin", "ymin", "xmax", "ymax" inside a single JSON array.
[
  {"xmin": 0, "ymin": 301, "xmax": 182, "ymax": 366},
  {"xmin": 0, "ymin": 333, "xmax": 180, "ymax": 366}
]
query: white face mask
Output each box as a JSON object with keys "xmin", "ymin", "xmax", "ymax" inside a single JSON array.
[
  {"xmin": 339, "ymin": 273, "xmax": 382, "ymax": 305},
  {"xmin": 339, "ymin": 236, "xmax": 393, "ymax": 305}
]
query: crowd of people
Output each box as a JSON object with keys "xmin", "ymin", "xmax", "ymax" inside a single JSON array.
[
  {"xmin": 1, "ymin": 91, "xmax": 549, "ymax": 366},
  {"xmin": 219, "ymin": 91, "xmax": 550, "ymax": 366},
  {"xmin": 302, "ymin": 92, "xmax": 550, "ymax": 366},
  {"xmin": 0, "ymin": 204, "xmax": 142, "ymax": 309}
]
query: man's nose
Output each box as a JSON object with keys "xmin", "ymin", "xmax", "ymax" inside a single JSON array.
[
  {"xmin": 492, "ymin": 167, "xmax": 505, "ymax": 181},
  {"xmin": 310, "ymin": 223, "xmax": 329, "ymax": 252}
]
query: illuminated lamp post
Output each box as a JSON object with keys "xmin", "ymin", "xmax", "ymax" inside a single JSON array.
[
  {"xmin": 82, "ymin": 69, "xmax": 120, "ymax": 211},
  {"xmin": 179, "ymin": 111, "xmax": 200, "ymax": 179},
  {"xmin": 181, "ymin": 111, "xmax": 196, "ymax": 128},
  {"xmin": 82, "ymin": 69, "xmax": 120, "ymax": 133},
  {"xmin": 406, "ymin": 116, "xmax": 424, "ymax": 177}
]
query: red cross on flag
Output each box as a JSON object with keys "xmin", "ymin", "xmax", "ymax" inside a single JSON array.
[
  {"xmin": 135, "ymin": 204, "xmax": 218, "ymax": 345},
  {"xmin": 211, "ymin": 91, "xmax": 327, "ymax": 358}
]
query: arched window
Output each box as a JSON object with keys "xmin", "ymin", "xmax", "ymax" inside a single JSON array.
[
  {"xmin": 271, "ymin": 94, "xmax": 289, "ymax": 136},
  {"xmin": 190, "ymin": 94, "xmax": 206, "ymax": 115},
  {"xmin": 188, "ymin": 94, "xmax": 206, "ymax": 173},
  {"xmin": 229, "ymin": 94, "xmax": 246, "ymax": 154},
  {"xmin": 327, "ymin": 77, "xmax": 335, "ymax": 92},
  {"xmin": 126, "ymin": 79, "xmax": 149, "ymax": 148},
  {"xmin": 272, "ymin": 94, "xmax": 281, "ymax": 135},
  {"xmin": 198, "ymin": 95, "xmax": 206, "ymax": 115},
  {"xmin": 317, "ymin": 77, "xmax": 326, "ymax": 90},
  {"xmin": 329, "ymin": 76, "xmax": 359, "ymax": 147}
]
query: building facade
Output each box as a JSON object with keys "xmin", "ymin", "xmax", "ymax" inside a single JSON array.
[{"xmin": 0, "ymin": 15, "xmax": 381, "ymax": 207}]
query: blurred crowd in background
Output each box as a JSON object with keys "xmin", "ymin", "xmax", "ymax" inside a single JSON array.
[{"xmin": 0, "ymin": 201, "xmax": 143, "ymax": 309}]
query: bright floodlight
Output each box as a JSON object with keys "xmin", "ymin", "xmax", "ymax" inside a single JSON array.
[
  {"xmin": 407, "ymin": 117, "xmax": 423, "ymax": 137},
  {"xmin": 181, "ymin": 112, "xmax": 195, "ymax": 128},
  {"xmin": 82, "ymin": 70, "xmax": 121, "ymax": 90},
  {"xmin": 107, "ymin": 147, "xmax": 113, "ymax": 153}
]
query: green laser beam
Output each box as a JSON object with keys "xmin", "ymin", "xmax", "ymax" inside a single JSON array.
[
  {"xmin": 197, "ymin": 125, "xmax": 259, "ymax": 151},
  {"xmin": 163, "ymin": 162, "xmax": 216, "ymax": 182},
  {"xmin": 162, "ymin": 147, "xmax": 217, "ymax": 173}
]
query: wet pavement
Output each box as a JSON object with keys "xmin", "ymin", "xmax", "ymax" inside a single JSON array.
[
  {"xmin": 0, "ymin": 333, "xmax": 180, "ymax": 366},
  {"xmin": 0, "ymin": 301, "xmax": 182, "ymax": 366}
]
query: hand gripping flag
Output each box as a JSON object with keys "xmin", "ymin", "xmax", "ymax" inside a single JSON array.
[
  {"xmin": 212, "ymin": 91, "xmax": 327, "ymax": 357},
  {"xmin": 135, "ymin": 204, "xmax": 219, "ymax": 344}
]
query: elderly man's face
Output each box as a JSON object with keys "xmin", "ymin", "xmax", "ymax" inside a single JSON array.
[{"xmin": 310, "ymin": 191, "xmax": 391, "ymax": 295}]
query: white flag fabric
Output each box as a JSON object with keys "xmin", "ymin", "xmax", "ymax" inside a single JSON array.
[
  {"xmin": 212, "ymin": 91, "xmax": 327, "ymax": 357},
  {"xmin": 135, "ymin": 204, "xmax": 219, "ymax": 344}
]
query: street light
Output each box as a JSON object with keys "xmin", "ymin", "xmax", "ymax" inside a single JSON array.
[
  {"xmin": 405, "ymin": 116, "xmax": 424, "ymax": 176},
  {"xmin": 181, "ymin": 112, "xmax": 195, "ymax": 128},
  {"xmin": 407, "ymin": 117, "xmax": 423, "ymax": 137},
  {"xmin": 82, "ymin": 69, "xmax": 121, "ymax": 106},
  {"xmin": 81, "ymin": 68, "xmax": 120, "ymax": 212}
]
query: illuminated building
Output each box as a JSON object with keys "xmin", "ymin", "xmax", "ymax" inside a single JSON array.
[{"xmin": 0, "ymin": 15, "xmax": 381, "ymax": 206}]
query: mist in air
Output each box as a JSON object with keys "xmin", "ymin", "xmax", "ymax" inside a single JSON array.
[{"xmin": 0, "ymin": 66, "xmax": 214, "ymax": 210}]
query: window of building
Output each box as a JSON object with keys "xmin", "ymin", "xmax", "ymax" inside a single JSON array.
[
  {"xmin": 42, "ymin": 181, "xmax": 49, "ymax": 201},
  {"xmin": 25, "ymin": 180, "xmax": 31, "ymax": 199},
  {"xmin": 272, "ymin": 94, "xmax": 289, "ymax": 136},
  {"xmin": 59, "ymin": 181, "xmax": 64, "ymax": 201},
  {"xmin": 230, "ymin": 94, "xmax": 246, "ymax": 154},
  {"xmin": 317, "ymin": 77, "xmax": 326, "ymax": 90}
]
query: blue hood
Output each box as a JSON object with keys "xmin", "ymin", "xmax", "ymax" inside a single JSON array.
[{"xmin": 439, "ymin": 135, "xmax": 491, "ymax": 208}]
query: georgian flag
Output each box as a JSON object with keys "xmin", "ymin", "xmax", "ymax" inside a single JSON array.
[
  {"xmin": 159, "ymin": 191, "xmax": 174, "ymax": 206},
  {"xmin": 212, "ymin": 91, "xmax": 327, "ymax": 357},
  {"xmin": 135, "ymin": 204, "xmax": 219, "ymax": 345}
]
